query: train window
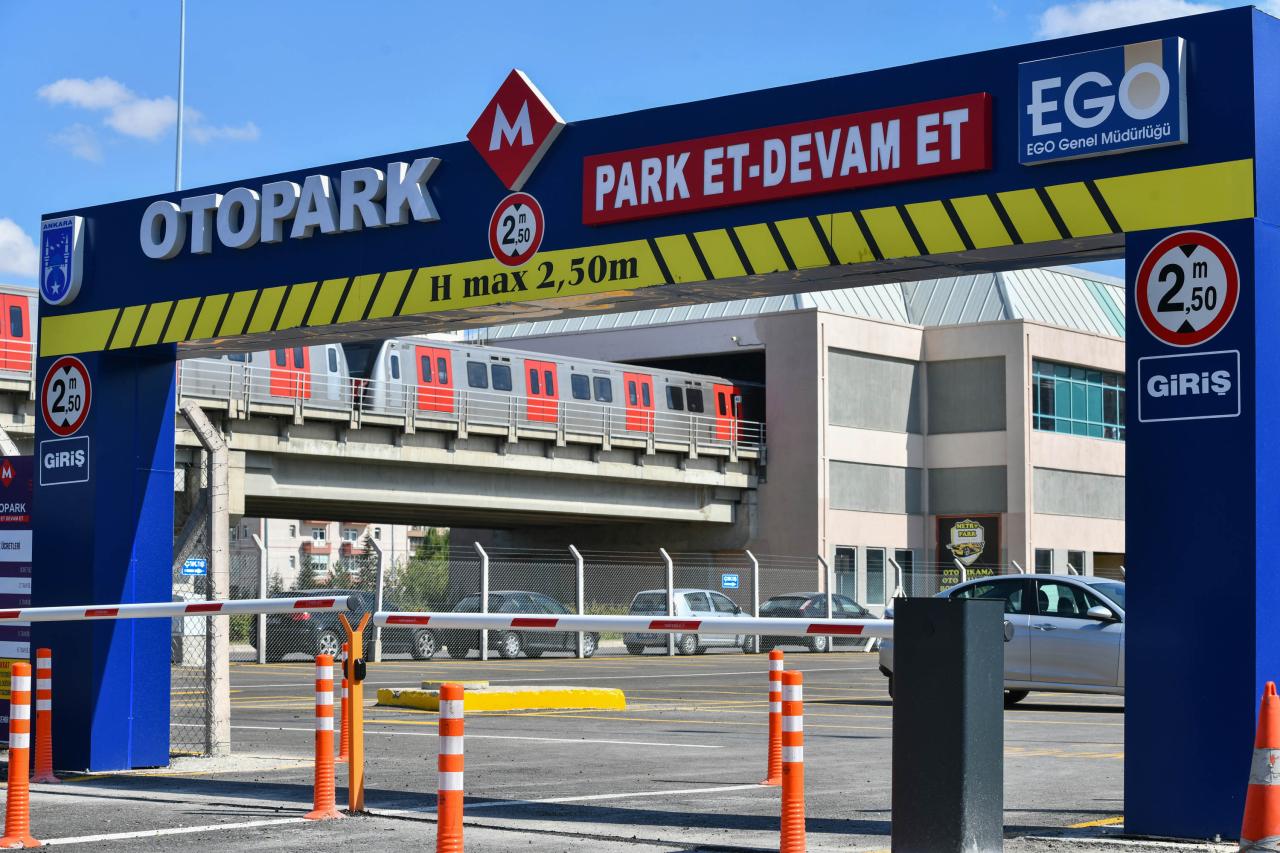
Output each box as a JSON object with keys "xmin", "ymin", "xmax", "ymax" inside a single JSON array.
[
  {"xmin": 420, "ymin": 356, "xmax": 433, "ymax": 383},
  {"xmin": 543, "ymin": 370, "xmax": 555, "ymax": 395},
  {"xmin": 687, "ymin": 389, "xmax": 705, "ymax": 413},
  {"xmin": 292, "ymin": 347, "xmax": 304, "ymax": 368},
  {"xmin": 273, "ymin": 349, "xmax": 286, "ymax": 367},
  {"xmin": 718, "ymin": 392, "xmax": 727, "ymax": 416},
  {"xmin": 9, "ymin": 306, "xmax": 22, "ymax": 338},
  {"xmin": 666, "ymin": 387, "xmax": 684, "ymax": 411},
  {"xmin": 528, "ymin": 368, "xmax": 540, "ymax": 395},
  {"xmin": 390, "ymin": 354, "xmax": 400, "ymax": 380},
  {"xmin": 641, "ymin": 383, "xmax": 651, "ymax": 407},
  {"xmin": 437, "ymin": 357, "xmax": 449, "ymax": 385},
  {"xmin": 492, "ymin": 364, "xmax": 512, "ymax": 391},
  {"xmin": 571, "ymin": 374, "xmax": 590, "ymax": 400},
  {"xmin": 327, "ymin": 348, "xmax": 338, "ymax": 373},
  {"xmin": 627, "ymin": 380, "xmax": 637, "ymax": 406},
  {"xmin": 467, "ymin": 362, "xmax": 488, "ymax": 389},
  {"xmin": 227, "ymin": 353, "xmax": 246, "ymax": 363},
  {"xmin": 594, "ymin": 377, "xmax": 612, "ymax": 403}
]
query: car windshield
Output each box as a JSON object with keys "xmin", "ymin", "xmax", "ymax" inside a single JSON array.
[
  {"xmin": 629, "ymin": 592, "xmax": 668, "ymax": 614},
  {"xmin": 1090, "ymin": 581, "xmax": 1126, "ymax": 610},
  {"xmin": 761, "ymin": 597, "xmax": 807, "ymax": 614}
]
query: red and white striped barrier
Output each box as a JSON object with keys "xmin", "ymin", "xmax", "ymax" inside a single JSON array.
[
  {"xmin": 437, "ymin": 682, "xmax": 465, "ymax": 853},
  {"xmin": 762, "ymin": 649, "xmax": 783, "ymax": 786},
  {"xmin": 305, "ymin": 654, "xmax": 343, "ymax": 821},
  {"xmin": 32, "ymin": 649, "xmax": 57, "ymax": 785},
  {"xmin": 780, "ymin": 670, "xmax": 806, "ymax": 853},
  {"xmin": 0, "ymin": 596, "xmax": 356, "ymax": 623},
  {"xmin": 373, "ymin": 611, "xmax": 893, "ymax": 639},
  {"xmin": 0, "ymin": 662, "xmax": 38, "ymax": 847}
]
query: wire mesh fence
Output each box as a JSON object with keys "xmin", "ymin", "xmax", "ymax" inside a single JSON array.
[{"xmin": 170, "ymin": 459, "xmax": 210, "ymax": 757}]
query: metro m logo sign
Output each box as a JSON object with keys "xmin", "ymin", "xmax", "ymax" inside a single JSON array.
[{"xmin": 468, "ymin": 69, "xmax": 565, "ymax": 191}]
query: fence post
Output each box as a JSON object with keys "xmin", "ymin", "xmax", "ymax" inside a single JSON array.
[
  {"xmin": 954, "ymin": 557, "xmax": 967, "ymax": 585},
  {"xmin": 746, "ymin": 549, "xmax": 760, "ymax": 653},
  {"xmin": 570, "ymin": 545, "xmax": 585, "ymax": 659},
  {"xmin": 888, "ymin": 556, "xmax": 906, "ymax": 599},
  {"xmin": 1011, "ymin": 559, "xmax": 1025, "ymax": 574},
  {"xmin": 252, "ymin": 532, "xmax": 267, "ymax": 664},
  {"xmin": 475, "ymin": 542, "xmax": 490, "ymax": 661},
  {"xmin": 661, "ymin": 547, "xmax": 675, "ymax": 657},
  {"xmin": 370, "ymin": 536, "xmax": 385, "ymax": 663},
  {"xmin": 818, "ymin": 554, "xmax": 833, "ymax": 652}
]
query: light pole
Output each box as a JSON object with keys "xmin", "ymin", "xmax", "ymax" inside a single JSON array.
[{"xmin": 174, "ymin": 0, "xmax": 186, "ymax": 191}]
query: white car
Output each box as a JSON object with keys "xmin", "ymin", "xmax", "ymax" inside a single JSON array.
[
  {"xmin": 878, "ymin": 574, "xmax": 1125, "ymax": 706},
  {"xmin": 623, "ymin": 588, "xmax": 746, "ymax": 655}
]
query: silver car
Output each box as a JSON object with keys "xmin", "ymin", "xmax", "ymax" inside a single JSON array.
[
  {"xmin": 878, "ymin": 574, "xmax": 1125, "ymax": 706},
  {"xmin": 624, "ymin": 588, "xmax": 747, "ymax": 655}
]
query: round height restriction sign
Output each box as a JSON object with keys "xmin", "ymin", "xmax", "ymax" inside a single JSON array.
[
  {"xmin": 41, "ymin": 355, "xmax": 91, "ymax": 437},
  {"xmin": 1135, "ymin": 230, "xmax": 1240, "ymax": 347},
  {"xmin": 488, "ymin": 192, "xmax": 545, "ymax": 267}
]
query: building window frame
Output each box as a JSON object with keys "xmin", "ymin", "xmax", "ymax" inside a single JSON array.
[
  {"xmin": 865, "ymin": 547, "xmax": 887, "ymax": 606},
  {"xmin": 1034, "ymin": 548, "xmax": 1054, "ymax": 574},
  {"xmin": 833, "ymin": 546, "xmax": 857, "ymax": 603},
  {"xmin": 1067, "ymin": 549, "xmax": 1087, "ymax": 576},
  {"xmin": 1032, "ymin": 358, "xmax": 1125, "ymax": 441}
]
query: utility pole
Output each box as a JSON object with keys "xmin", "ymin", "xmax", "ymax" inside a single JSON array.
[{"xmin": 174, "ymin": 0, "xmax": 186, "ymax": 191}]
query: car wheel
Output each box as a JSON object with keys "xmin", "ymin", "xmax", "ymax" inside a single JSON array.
[
  {"xmin": 625, "ymin": 643, "xmax": 645, "ymax": 656},
  {"xmin": 582, "ymin": 634, "xmax": 598, "ymax": 658},
  {"xmin": 808, "ymin": 635, "xmax": 829, "ymax": 654},
  {"xmin": 446, "ymin": 645, "xmax": 470, "ymax": 660},
  {"xmin": 677, "ymin": 634, "xmax": 699, "ymax": 656},
  {"xmin": 1004, "ymin": 690, "xmax": 1030, "ymax": 708},
  {"xmin": 316, "ymin": 629, "xmax": 342, "ymax": 659},
  {"xmin": 497, "ymin": 632, "xmax": 522, "ymax": 659},
  {"xmin": 411, "ymin": 630, "xmax": 437, "ymax": 661}
]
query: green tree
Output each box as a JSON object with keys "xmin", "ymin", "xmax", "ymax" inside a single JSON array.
[
  {"xmin": 293, "ymin": 555, "xmax": 320, "ymax": 591},
  {"xmin": 385, "ymin": 528, "xmax": 450, "ymax": 611},
  {"xmin": 268, "ymin": 572, "xmax": 284, "ymax": 596}
]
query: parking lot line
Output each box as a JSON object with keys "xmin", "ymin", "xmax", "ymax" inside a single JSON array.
[
  {"xmin": 41, "ymin": 817, "xmax": 306, "ymax": 845},
  {"xmin": 215, "ymin": 722, "xmax": 725, "ymax": 749},
  {"xmin": 460, "ymin": 782, "xmax": 770, "ymax": 810}
]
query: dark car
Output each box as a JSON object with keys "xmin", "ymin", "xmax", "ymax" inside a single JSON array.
[
  {"xmin": 437, "ymin": 591, "xmax": 599, "ymax": 660},
  {"xmin": 745, "ymin": 592, "xmax": 873, "ymax": 653},
  {"xmin": 263, "ymin": 589, "xmax": 439, "ymax": 661}
]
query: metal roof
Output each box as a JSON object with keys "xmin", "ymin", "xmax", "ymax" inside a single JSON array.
[{"xmin": 472, "ymin": 266, "xmax": 1125, "ymax": 341}]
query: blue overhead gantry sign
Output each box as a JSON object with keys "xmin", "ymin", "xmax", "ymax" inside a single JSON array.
[{"xmin": 31, "ymin": 7, "xmax": 1280, "ymax": 841}]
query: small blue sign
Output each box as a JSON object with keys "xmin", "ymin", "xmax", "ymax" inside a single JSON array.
[
  {"xmin": 181, "ymin": 558, "xmax": 208, "ymax": 577},
  {"xmin": 39, "ymin": 216, "xmax": 84, "ymax": 306},
  {"xmin": 1018, "ymin": 37, "xmax": 1186, "ymax": 165},
  {"xmin": 38, "ymin": 436, "xmax": 89, "ymax": 486},
  {"xmin": 721, "ymin": 573, "xmax": 740, "ymax": 590},
  {"xmin": 1138, "ymin": 349, "xmax": 1240, "ymax": 424}
]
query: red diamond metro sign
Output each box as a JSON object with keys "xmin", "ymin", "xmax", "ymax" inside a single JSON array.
[{"xmin": 468, "ymin": 69, "xmax": 565, "ymax": 191}]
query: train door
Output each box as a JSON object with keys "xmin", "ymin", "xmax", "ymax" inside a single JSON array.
[
  {"xmin": 524, "ymin": 359, "xmax": 558, "ymax": 422},
  {"xmin": 269, "ymin": 346, "xmax": 311, "ymax": 399},
  {"xmin": 623, "ymin": 372, "xmax": 654, "ymax": 432},
  {"xmin": 713, "ymin": 384, "xmax": 740, "ymax": 440},
  {"xmin": 316, "ymin": 345, "xmax": 346, "ymax": 405},
  {"xmin": 415, "ymin": 346, "xmax": 454, "ymax": 412},
  {"xmin": 0, "ymin": 295, "xmax": 30, "ymax": 372}
]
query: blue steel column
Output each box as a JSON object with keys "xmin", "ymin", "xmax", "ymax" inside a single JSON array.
[{"xmin": 32, "ymin": 347, "xmax": 175, "ymax": 770}]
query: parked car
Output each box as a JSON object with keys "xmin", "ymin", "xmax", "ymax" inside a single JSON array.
[
  {"xmin": 878, "ymin": 575, "xmax": 1126, "ymax": 706},
  {"xmin": 745, "ymin": 592, "xmax": 873, "ymax": 654},
  {"xmin": 623, "ymin": 588, "xmax": 746, "ymax": 655},
  {"xmin": 437, "ymin": 591, "xmax": 599, "ymax": 660},
  {"xmin": 263, "ymin": 589, "xmax": 439, "ymax": 661}
]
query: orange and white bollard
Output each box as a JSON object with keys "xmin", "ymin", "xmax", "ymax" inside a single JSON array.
[
  {"xmin": 437, "ymin": 682, "xmax": 464, "ymax": 853},
  {"xmin": 762, "ymin": 649, "xmax": 783, "ymax": 786},
  {"xmin": 1241, "ymin": 681, "xmax": 1280, "ymax": 850},
  {"xmin": 0, "ymin": 661, "xmax": 39, "ymax": 847},
  {"xmin": 32, "ymin": 649, "xmax": 57, "ymax": 785},
  {"xmin": 304, "ymin": 653, "xmax": 343, "ymax": 821},
  {"xmin": 780, "ymin": 670, "xmax": 806, "ymax": 853},
  {"xmin": 337, "ymin": 676, "xmax": 350, "ymax": 764}
]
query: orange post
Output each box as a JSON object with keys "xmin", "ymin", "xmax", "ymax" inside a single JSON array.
[
  {"xmin": 32, "ymin": 649, "xmax": 57, "ymax": 785},
  {"xmin": 337, "ymin": 676, "xmax": 350, "ymax": 764},
  {"xmin": 437, "ymin": 682, "xmax": 465, "ymax": 853},
  {"xmin": 1241, "ymin": 681, "xmax": 1280, "ymax": 850},
  {"xmin": 762, "ymin": 649, "xmax": 783, "ymax": 786},
  {"xmin": 0, "ymin": 662, "xmax": 39, "ymax": 847},
  {"xmin": 339, "ymin": 613, "xmax": 370, "ymax": 813},
  {"xmin": 304, "ymin": 654, "xmax": 343, "ymax": 820},
  {"xmin": 780, "ymin": 670, "xmax": 806, "ymax": 853}
]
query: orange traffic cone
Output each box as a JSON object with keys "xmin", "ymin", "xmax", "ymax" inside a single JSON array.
[{"xmin": 1241, "ymin": 682, "xmax": 1280, "ymax": 851}]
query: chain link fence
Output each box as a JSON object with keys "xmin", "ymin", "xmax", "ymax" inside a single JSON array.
[{"xmin": 171, "ymin": 458, "xmax": 210, "ymax": 757}]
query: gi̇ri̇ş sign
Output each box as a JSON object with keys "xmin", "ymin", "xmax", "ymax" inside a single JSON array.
[{"xmin": 1019, "ymin": 37, "xmax": 1187, "ymax": 165}]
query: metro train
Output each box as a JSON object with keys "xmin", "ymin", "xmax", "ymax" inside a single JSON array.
[{"xmin": 181, "ymin": 337, "xmax": 746, "ymax": 440}]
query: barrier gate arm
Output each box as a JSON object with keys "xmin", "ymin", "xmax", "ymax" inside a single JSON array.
[
  {"xmin": 339, "ymin": 612, "xmax": 371, "ymax": 814},
  {"xmin": 0, "ymin": 595, "xmax": 358, "ymax": 622},
  {"xmin": 373, "ymin": 611, "xmax": 895, "ymax": 639}
]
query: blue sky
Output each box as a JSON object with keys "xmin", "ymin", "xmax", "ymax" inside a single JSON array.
[{"xmin": 0, "ymin": 0, "xmax": 1271, "ymax": 284}]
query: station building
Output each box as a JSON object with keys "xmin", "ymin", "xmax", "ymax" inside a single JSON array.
[{"xmin": 467, "ymin": 266, "xmax": 1126, "ymax": 609}]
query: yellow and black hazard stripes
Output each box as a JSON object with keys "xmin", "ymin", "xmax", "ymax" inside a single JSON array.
[{"xmin": 39, "ymin": 158, "xmax": 1256, "ymax": 358}]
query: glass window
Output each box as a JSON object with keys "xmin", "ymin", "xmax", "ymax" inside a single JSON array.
[
  {"xmin": 528, "ymin": 368, "xmax": 540, "ymax": 395},
  {"xmin": 342, "ymin": 528, "xmax": 358, "ymax": 541},
  {"xmin": 627, "ymin": 381, "xmax": 638, "ymax": 406},
  {"xmin": 467, "ymin": 362, "xmax": 488, "ymax": 389},
  {"xmin": 1035, "ymin": 548, "xmax": 1053, "ymax": 574},
  {"xmin": 1032, "ymin": 359, "xmax": 1125, "ymax": 441},
  {"xmin": 312, "ymin": 528, "xmax": 326, "ymax": 541},
  {"xmin": 641, "ymin": 383, "xmax": 651, "ymax": 407},
  {"xmin": 420, "ymin": 356, "xmax": 433, "ymax": 383},
  {"xmin": 952, "ymin": 579, "xmax": 1028, "ymax": 614},
  {"xmin": 292, "ymin": 347, "xmax": 304, "ymax": 367},
  {"xmin": 866, "ymin": 548, "xmax": 886, "ymax": 606},
  {"xmin": 288, "ymin": 525, "xmax": 296, "ymax": 537},
  {"xmin": 227, "ymin": 352, "xmax": 247, "ymax": 363},
  {"xmin": 571, "ymin": 374, "xmax": 590, "ymax": 400},
  {"xmin": 1091, "ymin": 581, "xmax": 1126, "ymax": 610},
  {"xmin": 289, "ymin": 555, "xmax": 296, "ymax": 569},
  {"xmin": 894, "ymin": 548, "xmax": 915, "ymax": 597},
  {"xmin": 1035, "ymin": 580, "xmax": 1103, "ymax": 618},
  {"xmin": 711, "ymin": 593, "xmax": 738, "ymax": 613},
  {"xmin": 373, "ymin": 527, "xmax": 381, "ymax": 540},
  {"xmin": 683, "ymin": 592, "xmax": 711, "ymax": 611},
  {"xmin": 628, "ymin": 592, "xmax": 668, "ymax": 614},
  {"xmin": 836, "ymin": 595, "xmax": 870, "ymax": 617},
  {"xmin": 389, "ymin": 354, "xmax": 400, "ymax": 380},
  {"xmin": 718, "ymin": 392, "xmax": 727, "ymax": 416},
  {"xmin": 834, "ymin": 546, "xmax": 857, "ymax": 599},
  {"xmin": 8, "ymin": 306, "xmax": 22, "ymax": 338},
  {"xmin": 327, "ymin": 348, "xmax": 338, "ymax": 373},
  {"xmin": 491, "ymin": 364, "xmax": 512, "ymax": 391},
  {"xmin": 437, "ymin": 357, "xmax": 449, "ymax": 385},
  {"xmin": 273, "ymin": 349, "xmax": 286, "ymax": 367},
  {"xmin": 544, "ymin": 370, "xmax": 555, "ymax": 395},
  {"xmin": 1067, "ymin": 550, "xmax": 1086, "ymax": 575},
  {"xmin": 594, "ymin": 377, "xmax": 612, "ymax": 403},
  {"xmin": 666, "ymin": 387, "xmax": 684, "ymax": 411},
  {"xmin": 686, "ymin": 389, "xmax": 704, "ymax": 413}
]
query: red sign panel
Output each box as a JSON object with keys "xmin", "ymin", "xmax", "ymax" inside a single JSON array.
[
  {"xmin": 583, "ymin": 93, "xmax": 991, "ymax": 225},
  {"xmin": 468, "ymin": 69, "xmax": 566, "ymax": 191}
]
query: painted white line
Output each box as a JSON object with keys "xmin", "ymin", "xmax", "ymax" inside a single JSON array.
[
  {"xmin": 190, "ymin": 723, "xmax": 723, "ymax": 749},
  {"xmin": 466, "ymin": 782, "xmax": 768, "ymax": 810},
  {"xmin": 42, "ymin": 817, "xmax": 306, "ymax": 846}
]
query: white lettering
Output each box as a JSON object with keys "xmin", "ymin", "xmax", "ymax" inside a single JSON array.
[
  {"xmin": 1064, "ymin": 71, "xmax": 1114, "ymax": 129},
  {"xmin": 339, "ymin": 167, "xmax": 385, "ymax": 232},
  {"xmin": 917, "ymin": 113, "xmax": 940, "ymax": 165},
  {"xmin": 291, "ymin": 174, "xmax": 338, "ymax": 239},
  {"xmin": 140, "ymin": 200, "xmax": 186, "ymax": 260},
  {"xmin": 1118, "ymin": 62, "xmax": 1170, "ymax": 120},
  {"xmin": 1028, "ymin": 77, "xmax": 1062, "ymax": 136},
  {"xmin": 640, "ymin": 157, "xmax": 662, "ymax": 204},
  {"xmin": 490, "ymin": 101, "xmax": 533, "ymax": 150},
  {"xmin": 615, "ymin": 162, "xmax": 637, "ymax": 208},
  {"xmin": 841, "ymin": 127, "xmax": 866, "ymax": 176},
  {"xmin": 180, "ymin": 194, "xmax": 220, "ymax": 255},
  {"xmin": 814, "ymin": 129, "xmax": 840, "ymax": 179},
  {"xmin": 870, "ymin": 120, "xmax": 900, "ymax": 171},
  {"xmin": 261, "ymin": 181, "xmax": 301, "ymax": 244},
  {"xmin": 941, "ymin": 108, "xmax": 969, "ymax": 160},
  {"xmin": 384, "ymin": 158, "xmax": 441, "ymax": 225},
  {"xmin": 762, "ymin": 138, "xmax": 786, "ymax": 187},
  {"xmin": 594, "ymin": 165, "xmax": 616, "ymax": 212},
  {"xmin": 665, "ymin": 153, "xmax": 689, "ymax": 201},
  {"xmin": 704, "ymin": 147, "xmax": 724, "ymax": 196},
  {"xmin": 789, "ymin": 133, "xmax": 812, "ymax": 183}
]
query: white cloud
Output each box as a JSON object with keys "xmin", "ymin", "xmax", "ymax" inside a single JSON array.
[
  {"xmin": 1038, "ymin": 0, "xmax": 1221, "ymax": 37},
  {"xmin": 104, "ymin": 95, "xmax": 177, "ymax": 140},
  {"xmin": 0, "ymin": 220, "xmax": 38, "ymax": 281},
  {"xmin": 50, "ymin": 123, "xmax": 103, "ymax": 162},
  {"xmin": 36, "ymin": 76, "xmax": 132, "ymax": 110},
  {"xmin": 184, "ymin": 107, "xmax": 260, "ymax": 144}
]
